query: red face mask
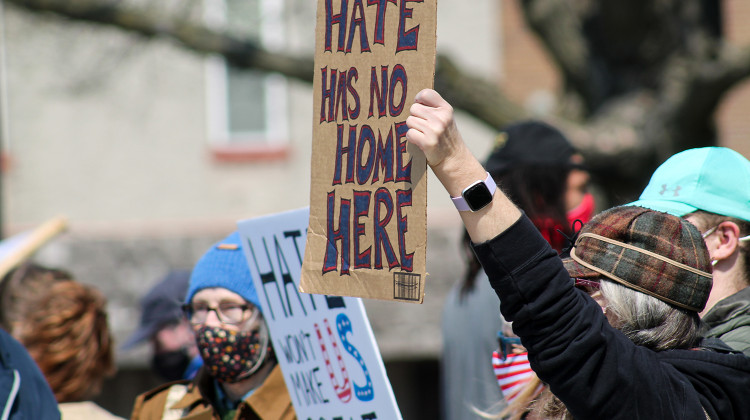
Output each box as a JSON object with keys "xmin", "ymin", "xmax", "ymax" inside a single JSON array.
[{"xmin": 567, "ymin": 192, "xmax": 595, "ymax": 225}]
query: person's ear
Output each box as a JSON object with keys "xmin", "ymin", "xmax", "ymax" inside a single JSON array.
[{"xmin": 710, "ymin": 221, "xmax": 741, "ymax": 263}]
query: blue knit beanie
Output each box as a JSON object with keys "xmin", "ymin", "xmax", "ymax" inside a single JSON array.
[{"xmin": 186, "ymin": 231, "xmax": 260, "ymax": 311}]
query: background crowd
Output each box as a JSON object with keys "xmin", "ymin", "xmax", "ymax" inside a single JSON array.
[
  {"xmin": 2, "ymin": 111, "xmax": 750, "ymax": 418},
  {"xmin": 2, "ymin": 1, "xmax": 750, "ymax": 418}
]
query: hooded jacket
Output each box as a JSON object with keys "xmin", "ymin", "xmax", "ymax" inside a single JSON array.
[
  {"xmin": 473, "ymin": 215, "xmax": 750, "ymax": 420},
  {"xmin": 0, "ymin": 329, "xmax": 60, "ymax": 420},
  {"xmin": 703, "ymin": 286, "xmax": 750, "ymax": 356}
]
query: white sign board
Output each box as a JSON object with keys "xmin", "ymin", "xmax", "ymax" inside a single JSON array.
[{"xmin": 237, "ymin": 208, "xmax": 402, "ymax": 420}]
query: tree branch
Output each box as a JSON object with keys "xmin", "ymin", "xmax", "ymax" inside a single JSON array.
[
  {"xmin": 519, "ymin": 0, "xmax": 598, "ymax": 110},
  {"xmin": 6, "ymin": 0, "xmax": 531, "ymax": 130},
  {"xmin": 707, "ymin": 44, "xmax": 750, "ymax": 91},
  {"xmin": 7, "ymin": 0, "xmax": 317, "ymax": 82},
  {"xmin": 434, "ymin": 55, "xmax": 528, "ymax": 129},
  {"xmin": 8, "ymin": 0, "xmax": 706, "ymax": 200},
  {"xmin": 649, "ymin": 43, "xmax": 750, "ymax": 153}
]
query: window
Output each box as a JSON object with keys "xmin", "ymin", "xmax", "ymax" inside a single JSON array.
[{"xmin": 205, "ymin": 0, "xmax": 289, "ymax": 161}]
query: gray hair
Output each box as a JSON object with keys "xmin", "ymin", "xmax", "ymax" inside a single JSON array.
[
  {"xmin": 600, "ymin": 280, "xmax": 703, "ymax": 350},
  {"xmin": 482, "ymin": 280, "xmax": 705, "ymax": 420}
]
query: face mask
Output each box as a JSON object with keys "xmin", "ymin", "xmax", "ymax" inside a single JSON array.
[
  {"xmin": 195, "ymin": 324, "xmax": 272, "ymax": 383},
  {"xmin": 151, "ymin": 349, "xmax": 191, "ymax": 382},
  {"xmin": 567, "ymin": 192, "xmax": 595, "ymax": 226}
]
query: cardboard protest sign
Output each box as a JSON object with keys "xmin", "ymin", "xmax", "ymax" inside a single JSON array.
[
  {"xmin": 238, "ymin": 208, "xmax": 402, "ymax": 420},
  {"xmin": 301, "ymin": 0, "xmax": 437, "ymax": 303}
]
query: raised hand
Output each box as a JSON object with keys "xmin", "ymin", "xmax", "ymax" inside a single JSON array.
[
  {"xmin": 405, "ymin": 88, "xmax": 521, "ymax": 243},
  {"xmin": 405, "ymin": 89, "xmax": 468, "ymax": 170}
]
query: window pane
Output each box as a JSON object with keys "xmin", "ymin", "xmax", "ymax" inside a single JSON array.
[
  {"xmin": 226, "ymin": 0, "xmax": 262, "ymax": 38},
  {"xmin": 205, "ymin": 0, "xmax": 288, "ymax": 145},
  {"xmin": 227, "ymin": 65, "xmax": 266, "ymax": 136}
]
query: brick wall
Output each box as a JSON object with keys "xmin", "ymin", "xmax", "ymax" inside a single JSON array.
[
  {"xmin": 499, "ymin": 0, "xmax": 560, "ymax": 111},
  {"xmin": 717, "ymin": 0, "xmax": 750, "ymax": 156}
]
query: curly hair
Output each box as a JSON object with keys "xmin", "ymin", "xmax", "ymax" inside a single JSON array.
[{"xmin": 0, "ymin": 263, "xmax": 115, "ymax": 402}]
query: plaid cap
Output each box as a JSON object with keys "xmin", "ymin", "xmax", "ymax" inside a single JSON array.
[{"xmin": 562, "ymin": 206, "xmax": 712, "ymax": 312}]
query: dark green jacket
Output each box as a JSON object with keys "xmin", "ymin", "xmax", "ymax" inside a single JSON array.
[{"xmin": 703, "ymin": 286, "xmax": 750, "ymax": 356}]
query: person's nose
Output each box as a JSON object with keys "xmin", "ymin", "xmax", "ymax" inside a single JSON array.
[{"xmin": 203, "ymin": 308, "xmax": 223, "ymax": 328}]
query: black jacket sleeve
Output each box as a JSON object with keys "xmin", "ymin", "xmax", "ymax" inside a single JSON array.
[{"xmin": 472, "ymin": 215, "xmax": 707, "ymax": 420}]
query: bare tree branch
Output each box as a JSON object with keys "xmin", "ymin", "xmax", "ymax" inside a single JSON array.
[
  {"xmin": 519, "ymin": 0, "xmax": 596, "ymax": 110},
  {"xmin": 8, "ymin": 0, "xmax": 750, "ymax": 202},
  {"xmin": 648, "ymin": 43, "xmax": 750, "ymax": 154},
  {"xmin": 7, "ymin": 0, "xmax": 317, "ymax": 82},
  {"xmin": 5, "ymin": 0, "xmax": 531, "ymax": 131},
  {"xmin": 707, "ymin": 44, "xmax": 750, "ymax": 90},
  {"xmin": 434, "ymin": 55, "xmax": 528, "ymax": 129}
]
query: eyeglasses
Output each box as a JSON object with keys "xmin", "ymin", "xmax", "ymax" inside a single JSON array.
[
  {"xmin": 573, "ymin": 278, "xmax": 600, "ymax": 290},
  {"xmin": 701, "ymin": 225, "xmax": 719, "ymax": 239},
  {"xmin": 701, "ymin": 223, "xmax": 750, "ymax": 242},
  {"xmin": 181, "ymin": 302, "xmax": 256, "ymax": 325},
  {"xmin": 574, "ymin": 278, "xmax": 601, "ymax": 298}
]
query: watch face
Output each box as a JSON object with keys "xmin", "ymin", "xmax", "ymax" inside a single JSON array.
[{"xmin": 463, "ymin": 181, "xmax": 493, "ymax": 211}]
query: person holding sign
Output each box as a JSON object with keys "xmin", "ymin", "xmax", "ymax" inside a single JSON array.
[
  {"xmin": 405, "ymin": 89, "xmax": 750, "ymax": 419},
  {"xmin": 131, "ymin": 232, "xmax": 295, "ymax": 420}
]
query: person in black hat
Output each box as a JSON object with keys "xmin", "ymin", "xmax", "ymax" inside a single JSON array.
[
  {"xmin": 484, "ymin": 120, "xmax": 593, "ymax": 252},
  {"xmin": 122, "ymin": 270, "xmax": 201, "ymax": 382}
]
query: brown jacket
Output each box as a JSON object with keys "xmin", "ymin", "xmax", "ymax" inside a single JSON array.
[{"xmin": 130, "ymin": 365, "xmax": 296, "ymax": 420}]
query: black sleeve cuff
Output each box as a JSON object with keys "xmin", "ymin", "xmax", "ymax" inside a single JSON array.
[{"xmin": 471, "ymin": 214, "xmax": 565, "ymax": 322}]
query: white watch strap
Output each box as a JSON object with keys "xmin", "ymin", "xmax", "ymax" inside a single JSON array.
[{"xmin": 451, "ymin": 172, "xmax": 497, "ymax": 211}]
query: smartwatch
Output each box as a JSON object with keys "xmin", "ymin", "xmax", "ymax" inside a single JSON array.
[{"xmin": 451, "ymin": 172, "xmax": 497, "ymax": 212}]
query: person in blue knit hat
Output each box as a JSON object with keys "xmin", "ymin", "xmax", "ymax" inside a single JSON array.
[{"xmin": 131, "ymin": 232, "xmax": 296, "ymax": 420}]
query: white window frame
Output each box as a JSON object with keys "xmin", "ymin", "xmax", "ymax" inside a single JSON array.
[{"xmin": 204, "ymin": 0, "xmax": 289, "ymax": 152}]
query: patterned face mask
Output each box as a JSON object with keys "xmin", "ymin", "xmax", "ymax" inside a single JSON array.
[{"xmin": 195, "ymin": 324, "xmax": 272, "ymax": 383}]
